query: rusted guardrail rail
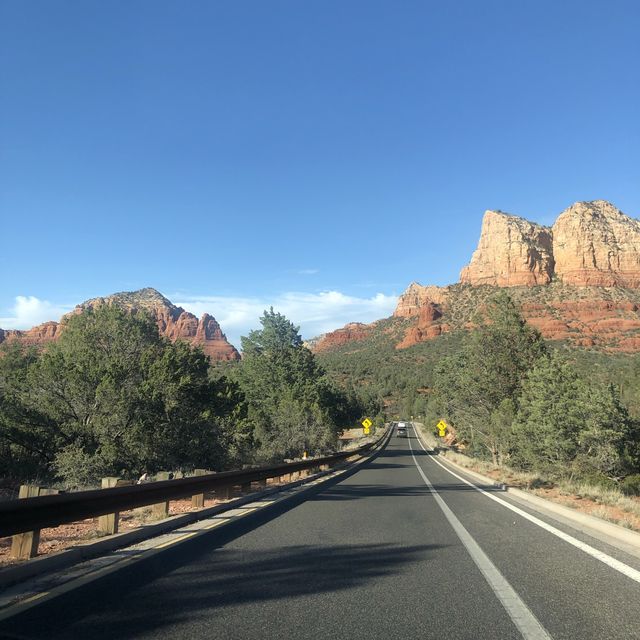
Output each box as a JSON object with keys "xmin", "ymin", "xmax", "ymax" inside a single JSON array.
[{"xmin": 0, "ymin": 428, "xmax": 389, "ymax": 558}]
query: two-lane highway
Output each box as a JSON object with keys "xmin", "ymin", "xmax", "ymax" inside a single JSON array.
[{"xmin": 2, "ymin": 427, "xmax": 639, "ymax": 639}]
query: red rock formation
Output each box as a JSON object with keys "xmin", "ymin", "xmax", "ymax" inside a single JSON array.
[
  {"xmin": 0, "ymin": 288, "xmax": 240, "ymax": 361},
  {"xmin": 312, "ymin": 323, "xmax": 373, "ymax": 352},
  {"xmin": 389, "ymin": 284, "xmax": 640, "ymax": 352},
  {"xmin": 553, "ymin": 200, "xmax": 640, "ymax": 287},
  {"xmin": 0, "ymin": 322, "xmax": 63, "ymax": 348},
  {"xmin": 460, "ymin": 210, "xmax": 554, "ymax": 287},
  {"xmin": 394, "ymin": 283, "xmax": 449, "ymax": 317},
  {"xmin": 194, "ymin": 313, "xmax": 239, "ymax": 360},
  {"xmin": 388, "ymin": 200, "xmax": 640, "ymax": 352}
]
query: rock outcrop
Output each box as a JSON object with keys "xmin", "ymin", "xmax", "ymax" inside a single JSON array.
[
  {"xmin": 460, "ymin": 200, "xmax": 640, "ymax": 288},
  {"xmin": 393, "ymin": 283, "xmax": 449, "ymax": 317},
  {"xmin": 0, "ymin": 288, "xmax": 240, "ymax": 361},
  {"xmin": 312, "ymin": 323, "xmax": 373, "ymax": 352},
  {"xmin": 553, "ymin": 200, "xmax": 640, "ymax": 287},
  {"xmin": 388, "ymin": 282, "xmax": 640, "ymax": 352},
  {"xmin": 460, "ymin": 210, "xmax": 554, "ymax": 287},
  {"xmin": 396, "ymin": 303, "xmax": 448, "ymax": 349},
  {"xmin": 0, "ymin": 322, "xmax": 63, "ymax": 348},
  {"xmin": 315, "ymin": 200, "xmax": 640, "ymax": 354}
]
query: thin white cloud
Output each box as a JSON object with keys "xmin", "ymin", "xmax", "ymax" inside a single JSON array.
[
  {"xmin": 297, "ymin": 269, "xmax": 319, "ymax": 275},
  {"xmin": 0, "ymin": 296, "xmax": 73, "ymax": 330},
  {"xmin": 173, "ymin": 290, "xmax": 398, "ymax": 349}
]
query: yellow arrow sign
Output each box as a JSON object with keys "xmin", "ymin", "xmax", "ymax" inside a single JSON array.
[
  {"xmin": 361, "ymin": 418, "xmax": 372, "ymax": 429},
  {"xmin": 437, "ymin": 420, "xmax": 448, "ymax": 437}
]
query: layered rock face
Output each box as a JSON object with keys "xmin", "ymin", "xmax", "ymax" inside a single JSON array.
[
  {"xmin": 314, "ymin": 200, "xmax": 640, "ymax": 354},
  {"xmin": 459, "ymin": 210, "xmax": 554, "ymax": 287},
  {"xmin": 553, "ymin": 200, "xmax": 640, "ymax": 287},
  {"xmin": 388, "ymin": 282, "xmax": 640, "ymax": 352},
  {"xmin": 396, "ymin": 303, "xmax": 448, "ymax": 349},
  {"xmin": 460, "ymin": 200, "xmax": 640, "ymax": 288},
  {"xmin": 0, "ymin": 288, "xmax": 240, "ymax": 361},
  {"xmin": 393, "ymin": 283, "xmax": 449, "ymax": 317},
  {"xmin": 312, "ymin": 323, "xmax": 373, "ymax": 352},
  {"xmin": 0, "ymin": 322, "xmax": 62, "ymax": 347}
]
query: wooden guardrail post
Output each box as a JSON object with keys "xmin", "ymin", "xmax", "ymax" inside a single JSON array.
[
  {"xmin": 152, "ymin": 472, "xmax": 172, "ymax": 519},
  {"xmin": 0, "ymin": 433, "xmax": 387, "ymax": 543},
  {"xmin": 217, "ymin": 484, "xmax": 231, "ymax": 500},
  {"xmin": 98, "ymin": 477, "xmax": 120, "ymax": 535},
  {"xmin": 10, "ymin": 485, "xmax": 60, "ymax": 559},
  {"xmin": 240, "ymin": 481, "xmax": 251, "ymax": 494},
  {"xmin": 11, "ymin": 485, "xmax": 42, "ymax": 560},
  {"xmin": 191, "ymin": 469, "xmax": 207, "ymax": 508}
]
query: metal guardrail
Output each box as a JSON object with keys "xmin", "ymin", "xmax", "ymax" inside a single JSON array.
[{"xmin": 0, "ymin": 427, "xmax": 389, "ymax": 539}]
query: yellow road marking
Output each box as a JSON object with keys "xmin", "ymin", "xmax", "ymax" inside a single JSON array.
[
  {"xmin": 17, "ymin": 592, "xmax": 49, "ymax": 605},
  {"xmin": 204, "ymin": 518, "xmax": 230, "ymax": 529},
  {"xmin": 155, "ymin": 531, "xmax": 198, "ymax": 549}
]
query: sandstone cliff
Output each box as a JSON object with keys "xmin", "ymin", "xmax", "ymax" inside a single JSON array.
[
  {"xmin": 312, "ymin": 322, "xmax": 374, "ymax": 352},
  {"xmin": 459, "ymin": 210, "xmax": 554, "ymax": 287},
  {"xmin": 393, "ymin": 282, "xmax": 449, "ymax": 317},
  {"xmin": 314, "ymin": 199, "xmax": 640, "ymax": 354},
  {"xmin": 0, "ymin": 288, "xmax": 240, "ymax": 361},
  {"xmin": 0, "ymin": 322, "xmax": 62, "ymax": 347},
  {"xmin": 553, "ymin": 200, "xmax": 640, "ymax": 288},
  {"xmin": 460, "ymin": 200, "xmax": 640, "ymax": 288}
]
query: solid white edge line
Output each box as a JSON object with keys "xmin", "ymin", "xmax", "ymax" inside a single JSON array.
[
  {"xmin": 407, "ymin": 434, "xmax": 553, "ymax": 640},
  {"xmin": 412, "ymin": 426, "xmax": 640, "ymax": 585}
]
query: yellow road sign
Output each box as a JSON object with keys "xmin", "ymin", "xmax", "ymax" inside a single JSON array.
[
  {"xmin": 361, "ymin": 418, "xmax": 372, "ymax": 429},
  {"xmin": 437, "ymin": 420, "xmax": 448, "ymax": 437},
  {"xmin": 363, "ymin": 426, "xmax": 370, "ymax": 435}
]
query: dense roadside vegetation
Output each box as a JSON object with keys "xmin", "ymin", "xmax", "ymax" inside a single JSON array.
[
  {"xmin": 317, "ymin": 293, "xmax": 640, "ymax": 495},
  {"xmin": 3, "ymin": 295, "xmax": 639, "ymax": 496},
  {"xmin": 0, "ymin": 307, "xmax": 375, "ymax": 488}
]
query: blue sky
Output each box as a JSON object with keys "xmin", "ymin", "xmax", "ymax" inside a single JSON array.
[{"xmin": 1, "ymin": 1, "xmax": 639, "ymax": 347}]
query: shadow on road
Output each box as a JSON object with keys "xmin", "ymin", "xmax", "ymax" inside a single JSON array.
[{"xmin": 3, "ymin": 542, "xmax": 445, "ymax": 639}]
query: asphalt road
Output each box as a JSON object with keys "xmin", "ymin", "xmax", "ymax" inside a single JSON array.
[{"xmin": 3, "ymin": 427, "xmax": 640, "ymax": 640}]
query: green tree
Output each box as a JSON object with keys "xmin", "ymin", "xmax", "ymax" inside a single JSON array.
[
  {"xmin": 1, "ymin": 307, "xmax": 234, "ymax": 485},
  {"xmin": 0, "ymin": 342, "xmax": 55, "ymax": 481},
  {"xmin": 236, "ymin": 309, "xmax": 352, "ymax": 461},
  {"xmin": 432, "ymin": 292, "xmax": 547, "ymax": 461},
  {"xmin": 512, "ymin": 353, "xmax": 635, "ymax": 480}
]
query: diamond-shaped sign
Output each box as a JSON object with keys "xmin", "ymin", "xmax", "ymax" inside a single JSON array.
[{"xmin": 361, "ymin": 418, "xmax": 372, "ymax": 429}]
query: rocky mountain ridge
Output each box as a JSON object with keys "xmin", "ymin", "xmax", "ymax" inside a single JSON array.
[
  {"xmin": 0, "ymin": 288, "xmax": 240, "ymax": 361},
  {"xmin": 314, "ymin": 200, "xmax": 640, "ymax": 353},
  {"xmin": 460, "ymin": 200, "xmax": 640, "ymax": 287}
]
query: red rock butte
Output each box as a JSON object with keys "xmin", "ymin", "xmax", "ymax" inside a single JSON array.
[
  {"xmin": 313, "ymin": 200, "xmax": 640, "ymax": 353},
  {"xmin": 0, "ymin": 288, "xmax": 240, "ymax": 361},
  {"xmin": 460, "ymin": 200, "xmax": 640, "ymax": 288}
]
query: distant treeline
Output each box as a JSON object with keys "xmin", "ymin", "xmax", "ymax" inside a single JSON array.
[{"xmin": 0, "ymin": 307, "xmax": 379, "ymax": 488}]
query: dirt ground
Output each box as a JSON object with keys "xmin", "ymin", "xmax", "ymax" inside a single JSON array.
[{"xmin": 462, "ymin": 464, "xmax": 640, "ymax": 532}]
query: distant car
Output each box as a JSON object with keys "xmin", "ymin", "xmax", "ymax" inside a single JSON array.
[{"xmin": 396, "ymin": 425, "xmax": 407, "ymax": 438}]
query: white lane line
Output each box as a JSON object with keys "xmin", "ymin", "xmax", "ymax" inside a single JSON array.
[
  {"xmin": 407, "ymin": 435, "xmax": 553, "ymax": 640},
  {"xmin": 412, "ymin": 427, "xmax": 640, "ymax": 585}
]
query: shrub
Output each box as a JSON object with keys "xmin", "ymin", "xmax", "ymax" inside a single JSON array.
[{"xmin": 620, "ymin": 474, "xmax": 640, "ymax": 496}]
